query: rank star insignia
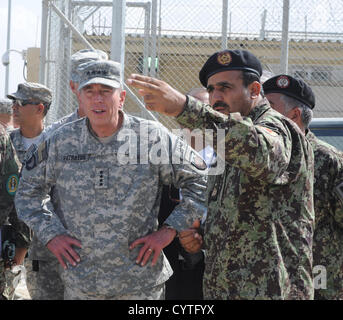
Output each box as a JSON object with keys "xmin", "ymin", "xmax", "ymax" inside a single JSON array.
[
  {"xmin": 276, "ymin": 75, "xmax": 290, "ymax": 88},
  {"xmin": 217, "ymin": 51, "xmax": 232, "ymax": 65}
]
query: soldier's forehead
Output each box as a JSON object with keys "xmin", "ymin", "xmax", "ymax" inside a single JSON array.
[{"xmin": 83, "ymin": 83, "xmax": 114, "ymax": 89}]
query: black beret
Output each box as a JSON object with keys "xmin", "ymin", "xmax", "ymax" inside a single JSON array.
[
  {"xmin": 263, "ymin": 74, "xmax": 315, "ymax": 109},
  {"xmin": 199, "ymin": 50, "xmax": 262, "ymax": 87}
]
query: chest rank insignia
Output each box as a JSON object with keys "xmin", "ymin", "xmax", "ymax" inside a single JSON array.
[
  {"xmin": 276, "ymin": 75, "xmax": 290, "ymax": 89},
  {"xmin": 95, "ymin": 168, "xmax": 108, "ymax": 189},
  {"xmin": 6, "ymin": 174, "xmax": 19, "ymax": 196},
  {"xmin": 217, "ymin": 51, "xmax": 232, "ymax": 66}
]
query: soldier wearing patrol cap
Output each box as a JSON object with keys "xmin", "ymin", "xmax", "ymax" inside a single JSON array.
[
  {"xmin": 15, "ymin": 59, "xmax": 207, "ymax": 300},
  {"xmin": 264, "ymin": 74, "xmax": 343, "ymax": 300},
  {"xmin": 47, "ymin": 48, "xmax": 108, "ymax": 132},
  {"xmin": 19, "ymin": 49, "xmax": 108, "ymax": 300},
  {"xmin": 0, "ymin": 98, "xmax": 15, "ymax": 132},
  {"xmin": 7, "ymin": 82, "xmax": 52, "ymax": 164},
  {"xmin": 127, "ymin": 49, "xmax": 315, "ymax": 299}
]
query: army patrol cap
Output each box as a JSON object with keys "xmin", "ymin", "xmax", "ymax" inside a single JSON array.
[
  {"xmin": 70, "ymin": 49, "xmax": 108, "ymax": 82},
  {"xmin": 263, "ymin": 74, "xmax": 315, "ymax": 109},
  {"xmin": 7, "ymin": 82, "xmax": 52, "ymax": 105},
  {"xmin": 199, "ymin": 49, "xmax": 263, "ymax": 87},
  {"xmin": 78, "ymin": 60, "xmax": 121, "ymax": 90},
  {"xmin": 0, "ymin": 98, "xmax": 13, "ymax": 114}
]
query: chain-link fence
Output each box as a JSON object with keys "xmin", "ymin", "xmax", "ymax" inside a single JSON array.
[{"xmin": 41, "ymin": 0, "xmax": 343, "ymax": 128}]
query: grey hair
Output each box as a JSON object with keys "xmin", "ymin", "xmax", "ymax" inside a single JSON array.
[{"xmin": 280, "ymin": 94, "xmax": 313, "ymax": 128}]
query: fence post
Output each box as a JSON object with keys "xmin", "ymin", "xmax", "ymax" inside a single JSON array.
[
  {"xmin": 221, "ymin": 0, "xmax": 228, "ymax": 50},
  {"xmin": 143, "ymin": 2, "xmax": 151, "ymax": 76},
  {"xmin": 111, "ymin": 0, "xmax": 126, "ymax": 80},
  {"xmin": 39, "ymin": 0, "xmax": 49, "ymax": 85},
  {"xmin": 280, "ymin": 0, "xmax": 290, "ymax": 74},
  {"xmin": 150, "ymin": 0, "xmax": 158, "ymax": 78}
]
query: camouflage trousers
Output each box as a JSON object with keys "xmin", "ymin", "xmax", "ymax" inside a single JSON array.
[
  {"xmin": 0, "ymin": 261, "xmax": 21, "ymax": 299},
  {"xmin": 64, "ymin": 282, "xmax": 165, "ymax": 300},
  {"xmin": 25, "ymin": 259, "xmax": 64, "ymax": 300}
]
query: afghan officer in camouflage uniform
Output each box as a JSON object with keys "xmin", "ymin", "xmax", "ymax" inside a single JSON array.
[
  {"xmin": 47, "ymin": 48, "xmax": 108, "ymax": 132},
  {"xmin": 263, "ymin": 74, "xmax": 343, "ymax": 300},
  {"xmin": 15, "ymin": 60, "xmax": 207, "ymax": 300},
  {"xmin": 0, "ymin": 125, "xmax": 31, "ymax": 299},
  {"xmin": 127, "ymin": 49, "xmax": 315, "ymax": 300}
]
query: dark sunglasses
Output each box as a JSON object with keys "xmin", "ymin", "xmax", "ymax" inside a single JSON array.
[{"xmin": 13, "ymin": 100, "xmax": 41, "ymax": 107}]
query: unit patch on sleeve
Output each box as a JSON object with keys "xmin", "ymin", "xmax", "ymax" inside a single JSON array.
[{"xmin": 6, "ymin": 174, "xmax": 19, "ymax": 196}]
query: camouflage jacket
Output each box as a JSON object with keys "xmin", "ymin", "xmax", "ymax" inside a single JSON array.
[
  {"xmin": 0, "ymin": 125, "xmax": 31, "ymax": 249},
  {"xmin": 28, "ymin": 109, "xmax": 80, "ymax": 262},
  {"xmin": 177, "ymin": 96, "xmax": 315, "ymax": 300},
  {"xmin": 15, "ymin": 112, "xmax": 207, "ymax": 296},
  {"xmin": 10, "ymin": 128, "xmax": 51, "ymax": 164},
  {"xmin": 306, "ymin": 130, "xmax": 343, "ymax": 300}
]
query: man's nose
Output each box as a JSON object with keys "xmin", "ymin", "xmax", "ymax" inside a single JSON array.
[
  {"xmin": 211, "ymin": 89, "xmax": 223, "ymax": 102},
  {"xmin": 93, "ymin": 92, "xmax": 104, "ymax": 102}
]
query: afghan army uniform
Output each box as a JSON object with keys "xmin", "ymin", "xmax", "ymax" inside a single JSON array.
[
  {"xmin": 176, "ymin": 94, "xmax": 315, "ymax": 300},
  {"xmin": 15, "ymin": 112, "xmax": 207, "ymax": 299},
  {"xmin": 305, "ymin": 131, "xmax": 343, "ymax": 300},
  {"xmin": 262, "ymin": 73, "xmax": 343, "ymax": 300},
  {"xmin": 0, "ymin": 125, "xmax": 31, "ymax": 299}
]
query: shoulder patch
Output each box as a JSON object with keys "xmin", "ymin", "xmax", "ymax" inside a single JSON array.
[
  {"xmin": 190, "ymin": 151, "xmax": 207, "ymax": 171},
  {"xmin": 256, "ymin": 125, "xmax": 278, "ymax": 137},
  {"xmin": 25, "ymin": 140, "xmax": 50, "ymax": 171},
  {"xmin": 6, "ymin": 174, "xmax": 19, "ymax": 196}
]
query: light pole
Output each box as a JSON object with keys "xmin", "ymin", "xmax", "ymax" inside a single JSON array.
[
  {"xmin": 5, "ymin": 0, "xmax": 12, "ymax": 96},
  {"xmin": 2, "ymin": 49, "xmax": 27, "ymax": 89}
]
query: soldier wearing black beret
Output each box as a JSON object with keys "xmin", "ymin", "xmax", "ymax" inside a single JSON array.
[
  {"xmin": 264, "ymin": 74, "xmax": 343, "ymax": 300},
  {"xmin": 263, "ymin": 74, "xmax": 315, "ymax": 109},
  {"xmin": 199, "ymin": 49, "xmax": 262, "ymax": 88},
  {"xmin": 127, "ymin": 49, "xmax": 316, "ymax": 300}
]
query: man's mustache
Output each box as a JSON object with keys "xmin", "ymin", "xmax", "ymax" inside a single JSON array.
[{"xmin": 212, "ymin": 101, "xmax": 229, "ymax": 109}]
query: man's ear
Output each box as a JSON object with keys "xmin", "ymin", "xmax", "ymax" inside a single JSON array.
[
  {"xmin": 119, "ymin": 90, "xmax": 126, "ymax": 109},
  {"xmin": 250, "ymin": 81, "xmax": 261, "ymax": 99},
  {"xmin": 70, "ymin": 80, "xmax": 77, "ymax": 94},
  {"xmin": 36, "ymin": 103, "xmax": 45, "ymax": 115},
  {"xmin": 290, "ymin": 107, "xmax": 301, "ymax": 121}
]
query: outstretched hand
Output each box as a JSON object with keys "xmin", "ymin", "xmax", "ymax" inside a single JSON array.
[{"xmin": 127, "ymin": 74, "xmax": 186, "ymax": 116}]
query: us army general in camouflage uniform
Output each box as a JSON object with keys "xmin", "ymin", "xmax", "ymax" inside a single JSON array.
[
  {"xmin": 264, "ymin": 74, "xmax": 343, "ymax": 300},
  {"xmin": 19, "ymin": 50, "xmax": 108, "ymax": 300},
  {"xmin": 15, "ymin": 60, "xmax": 207, "ymax": 300},
  {"xmin": 127, "ymin": 49, "xmax": 315, "ymax": 300},
  {"xmin": 0, "ymin": 125, "xmax": 31, "ymax": 299}
]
